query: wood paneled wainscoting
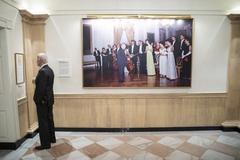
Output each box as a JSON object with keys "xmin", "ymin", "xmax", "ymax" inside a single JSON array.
[{"xmin": 54, "ymin": 93, "xmax": 227, "ymax": 129}]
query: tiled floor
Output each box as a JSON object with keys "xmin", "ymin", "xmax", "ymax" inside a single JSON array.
[{"xmin": 1, "ymin": 131, "xmax": 240, "ymax": 160}]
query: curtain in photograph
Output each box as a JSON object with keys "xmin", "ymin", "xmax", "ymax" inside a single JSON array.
[
  {"xmin": 114, "ymin": 23, "xmax": 134, "ymax": 44},
  {"xmin": 124, "ymin": 24, "xmax": 134, "ymax": 44},
  {"xmin": 114, "ymin": 26, "xmax": 123, "ymax": 44}
]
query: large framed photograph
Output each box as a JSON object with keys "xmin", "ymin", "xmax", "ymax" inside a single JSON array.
[
  {"xmin": 15, "ymin": 53, "xmax": 25, "ymax": 84},
  {"xmin": 82, "ymin": 16, "xmax": 193, "ymax": 88}
]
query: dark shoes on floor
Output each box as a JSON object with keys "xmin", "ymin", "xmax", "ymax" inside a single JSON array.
[
  {"xmin": 34, "ymin": 139, "xmax": 56, "ymax": 150},
  {"xmin": 34, "ymin": 145, "xmax": 51, "ymax": 150}
]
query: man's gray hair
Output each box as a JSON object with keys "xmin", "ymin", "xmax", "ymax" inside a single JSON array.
[{"xmin": 37, "ymin": 53, "xmax": 48, "ymax": 64}]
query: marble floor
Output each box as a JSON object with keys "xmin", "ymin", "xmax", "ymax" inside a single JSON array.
[{"xmin": 0, "ymin": 131, "xmax": 240, "ymax": 160}]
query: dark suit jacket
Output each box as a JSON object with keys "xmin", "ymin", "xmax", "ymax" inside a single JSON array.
[
  {"xmin": 34, "ymin": 65, "xmax": 54, "ymax": 106},
  {"xmin": 129, "ymin": 44, "xmax": 138, "ymax": 55},
  {"xmin": 138, "ymin": 44, "xmax": 146, "ymax": 54},
  {"xmin": 180, "ymin": 40, "xmax": 188, "ymax": 55},
  {"xmin": 172, "ymin": 41, "xmax": 179, "ymax": 53},
  {"xmin": 117, "ymin": 48, "xmax": 127, "ymax": 67},
  {"xmin": 94, "ymin": 50, "xmax": 101, "ymax": 61}
]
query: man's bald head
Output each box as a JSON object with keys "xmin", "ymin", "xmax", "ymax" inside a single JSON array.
[{"xmin": 37, "ymin": 53, "xmax": 48, "ymax": 67}]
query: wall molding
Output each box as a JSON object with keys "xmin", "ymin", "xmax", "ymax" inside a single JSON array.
[
  {"xmin": 17, "ymin": 97, "xmax": 27, "ymax": 106},
  {"xmin": 0, "ymin": 17, "xmax": 13, "ymax": 29},
  {"xmin": 19, "ymin": 10, "xmax": 49, "ymax": 25},
  {"xmin": 228, "ymin": 14, "xmax": 240, "ymax": 24},
  {"xmin": 55, "ymin": 126, "xmax": 224, "ymax": 132},
  {"xmin": 55, "ymin": 93, "xmax": 227, "ymax": 99},
  {"xmin": 50, "ymin": 9, "xmax": 229, "ymax": 16}
]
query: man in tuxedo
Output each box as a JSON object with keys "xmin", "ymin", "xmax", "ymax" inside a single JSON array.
[
  {"xmin": 138, "ymin": 40, "xmax": 147, "ymax": 74},
  {"xmin": 93, "ymin": 48, "xmax": 101, "ymax": 69},
  {"xmin": 179, "ymin": 34, "xmax": 188, "ymax": 57},
  {"xmin": 129, "ymin": 40, "xmax": 139, "ymax": 74},
  {"xmin": 179, "ymin": 34, "xmax": 188, "ymax": 79},
  {"xmin": 171, "ymin": 36, "xmax": 180, "ymax": 63},
  {"xmin": 34, "ymin": 53, "xmax": 56, "ymax": 150},
  {"xmin": 181, "ymin": 39, "xmax": 192, "ymax": 79}
]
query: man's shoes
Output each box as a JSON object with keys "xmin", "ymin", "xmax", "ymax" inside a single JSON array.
[
  {"xmin": 34, "ymin": 145, "xmax": 51, "ymax": 150},
  {"xmin": 51, "ymin": 140, "xmax": 56, "ymax": 143}
]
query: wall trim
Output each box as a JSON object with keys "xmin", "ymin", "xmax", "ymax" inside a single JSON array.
[
  {"xmin": 50, "ymin": 9, "xmax": 229, "ymax": 16},
  {"xmin": 55, "ymin": 93, "xmax": 227, "ymax": 99},
  {"xmin": 55, "ymin": 126, "xmax": 224, "ymax": 132},
  {"xmin": 19, "ymin": 10, "xmax": 49, "ymax": 25},
  {"xmin": 17, "ymin": 97, "xmax": 27, "ymax": 106},
  {"xmin": 0, "ymin": 17, "xmax": 13, "ymax": 29}
]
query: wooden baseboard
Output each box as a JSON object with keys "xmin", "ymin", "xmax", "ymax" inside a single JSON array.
[
  {"xmin": 55, "ymin": 126, "xmax": 223, "ymax": 132},
  {"xmin": 221, "ymin": 120, "xmax": 240, "ymax": 133}
]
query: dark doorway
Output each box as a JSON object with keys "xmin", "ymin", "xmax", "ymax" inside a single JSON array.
[
  {"xmin": 83, "ymin": 24, "xmax": 92, "ymax": 55},
  {"xmin": 147, "ymin": 33, "xmax": 155, "ymax": 43}
]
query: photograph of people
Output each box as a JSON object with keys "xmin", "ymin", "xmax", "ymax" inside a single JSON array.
[{"xmin": 83, "ymin": 18, "xmax": 192, "ymax": 87}]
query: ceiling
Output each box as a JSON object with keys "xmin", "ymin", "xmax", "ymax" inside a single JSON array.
[{"xmin": 3, "ymin": 0, "xmax": 240, "ymax": 15}]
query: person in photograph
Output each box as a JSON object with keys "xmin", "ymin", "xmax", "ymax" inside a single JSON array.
[
  {"xmin": 165, "ymin": 40, "xmax": 178, "ymax": 80},
  {"xmin": 171, "ymin": 36, "xmax": 180, "ymax": 63},
  {"xmin": 138, "ymin": 40, "xmax": 147, "ymax": 74},
  {"xmin": 107, "ymin": 44, "xmax": 113, "ymax": 71},
  {"xmin": 146, "ymin": 39, "xmax": 156, "ymax": 76},
  {"xmin": 129, "ymin": 40, "xmax": 139, "ymax": 74},
  {"xmin": 34, "ymin": 53, "xmax": 56, "ymax": 150},
  {"xmin": 101, "ymin": 47, "xmax": 108, "ymax": 71},
  {"xmin": 180, "ymin": 34, "xmax": 187, "ymax": 51},
  {"xmin": 112, "ymin": 44, "xmax": 118, "ymax": 70},
  {"xmin": 182, "ymin": 39, "xmax": 192, "ymax": 79},
  {"xmin": 117, "ymin": 43, "xmax": 127, "ymax": 82},
  {"xmin": 159, "ymin": 42, "xmax": 168, "ymax": 78},
  {"xmin": 154, "ymin": 42, "xmax": 160, "ymax": 65},
  {"xmin": 93, "ymin": 48, "xmax": 101, "ymax": 69}
]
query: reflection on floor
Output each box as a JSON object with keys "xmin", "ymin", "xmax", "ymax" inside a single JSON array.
[
  {"xmin": 83, "ymin": 67, "xmax": 191, "ymax": 87},
  {"xmin": 1, "ymin": 131, "xmax": 240, "ymax": 160}
]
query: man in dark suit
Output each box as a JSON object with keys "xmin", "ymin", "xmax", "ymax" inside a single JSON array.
[
  {"xmin": 179, "ymin": 35, "xmax": 188, "ymax": 79},
  {"xmin": 181, "ymin": 39, "xmax": 192, "ymax": 79},
  {"xmin": 129, "ymin": 40, "xmax": 139, "ymax": 74},
  {"xmin": 34, "ymin": 53, "xmax": 56, "ymax": 150},
  {"xmin": 117, "ymin": 44, "xmax": 127, "ymax": 82},
  {"xmin": 138, "ymin": 40, "xmax": 147, "ymax": 74},
  {"xmin": 171, "ymin": 36, "xmax": 180, "ymax": 63},
  {"xmin": 93, "ymin": 48, "xmax": 101, "ymax": 69}
]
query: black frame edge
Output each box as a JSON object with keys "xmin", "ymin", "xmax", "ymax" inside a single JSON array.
[{"xmin": 55, "ymin": 126, "xmax": 223, "ymax": 132}]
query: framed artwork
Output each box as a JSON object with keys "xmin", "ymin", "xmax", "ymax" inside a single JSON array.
[
  {"xmin": 15, "ymin": 53, "xmax": 25, "ymax": 84},
  {"xmin": 82, "ymin": 15, "xmax": 193, "ymax": 88}
]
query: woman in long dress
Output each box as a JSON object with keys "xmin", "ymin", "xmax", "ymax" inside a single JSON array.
[
  {"xmin": 159, "ymin": 43, "xmax": 167, "ymax": 77},
  {"xmin": 165, "ymin": 40, "xmax": 178, "ymax": 80},
  {"xmin": 146, "ymin": 40, "xmax": 156, "ymax": 76}
]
